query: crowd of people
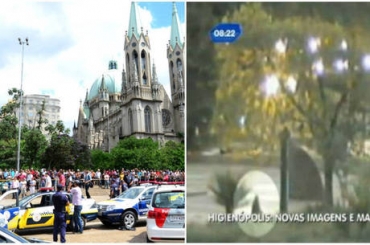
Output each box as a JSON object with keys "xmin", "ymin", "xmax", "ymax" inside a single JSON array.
[
  {"xmin": 0, "ymin": 167, "xmax": 184, "ymax": 243},
  {"xmin": 0, "ymin": 168, "xmax": 185, "ymax": 199}
]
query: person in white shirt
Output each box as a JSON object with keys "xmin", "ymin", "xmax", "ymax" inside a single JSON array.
[
  {"xmin": 11, "ymin": 177, "xmax": 19, "ymax": 199},
  {"xmin": 45, "ymin": 173, "xmax": 52, "ymax": 188},
  {"xmin": 95, "ymin": 169, "xmax": 101, "ymax": 186},
  {"xmin": 20, "ymin": 179, "xmax": 27, "ymax": 198},
  {"xmin": 68, "ymin": 181, "xmax": 83, "ymax": 234},
  {"xmin": 29, "ymin": 177, "xmax": 36, "ymax": 194}
]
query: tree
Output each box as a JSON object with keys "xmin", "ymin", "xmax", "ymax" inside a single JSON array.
[
  {"xmin": 110, "ymin": 137, "xmax": 160, "ymax": 170},
  {"xmin": 0, "ymin": 88, "xmax": 23, "ymax": 168},
  {"xmin": 187, "ymin": 2, "xmax": 243, "ymax": 150},
  {"xmin": 213, "ymin": 3, "xmax": 370, "ymax": 206},
  {"xmin": 22, "ymin": 129, "xmax": 47, "ymax": 169},
  {"xmin": 22, "ymin": 100, "xmax": 48, "ymax": 169},
  {"xmin": 109, "ymin": 137, "xmax": 184, "ymax": 171},
  {"xmin": 160, "ymin": 141, "xmax": 185, "ymax": 171},
  {"xmin": 91, "ymin": 149, "xmax": 113, "ymax": 170},
  {"xmin": 71, "ymin": 139, "xmax": 91, "ymax": 170},
  {"xmin": 41, "ymin": 121, "xmax": 75, "ymax": 170}
]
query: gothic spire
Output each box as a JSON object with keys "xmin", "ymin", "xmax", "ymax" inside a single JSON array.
[
  {"xmin": 128, "ymin": 2, "xmax": 142, "ymax": 39},
  {"xmin": 170, "ymin": 2, "xmax": 183, "ymax": 49},
  {"xmin": 99, "ymin": 75, "xmax": 108, "ymax": 92},
  {"xmin": 152, "ymin": 62, "xmax": 159, "ymax": 84}
]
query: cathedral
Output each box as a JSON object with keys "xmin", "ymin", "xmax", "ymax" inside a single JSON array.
[{"xmin": 73, "ymin": 2, "xmax": 185, "ymax": 151}]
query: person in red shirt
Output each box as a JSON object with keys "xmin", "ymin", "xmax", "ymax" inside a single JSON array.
[{"xmin": 58, "ymin": 170, "xmax": 66, "ymax": 190}]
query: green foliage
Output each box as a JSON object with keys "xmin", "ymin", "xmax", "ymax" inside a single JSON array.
[
  {"xmin": 109, "ymin": 137, "xmax": 184, "ymax": 171},
  {"xmin": 22, "ymin": 129, "xmax": 47, "ymax": 169},
  {"xmin": 208, "ymin": 171, "xmax": 238, "ymax": 213},
  {"xmin": 0, "ymin": 88, "xmax": 23, "ymax": 168},
  {"xmin": 91, "ymin": 149, "xmax": 113, "ymax": 170},
  {"xmin": 212, "ymin": 3, "xmax": 370, "ymax": 205},
  {"xmin": 71, "ymin": 139, "xmax": 91, "ymax": 170},
  {"xmin": 187, "ymin": 2, "xmax": 243, "ymax": 150},
  {"xmin": 160, "ymin": 141, "xmax": 184, "ymax": 171},
  {"xmin": 41, "ymin": 134, "xmax": 74, "ymax": 170}
]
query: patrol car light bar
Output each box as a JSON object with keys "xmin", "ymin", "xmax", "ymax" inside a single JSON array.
[{"xmin": 138, "ymin": 181, "xmax": 185, "ymax": 186}]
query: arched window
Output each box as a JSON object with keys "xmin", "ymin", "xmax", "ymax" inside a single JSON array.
[
  {"xmin": 143, "ymin": 72, "xmax": 147, "ymax": 85},
  {"xmin": 126, "ymin": 54, "xmax": 130, "ymax": 80},
  {"xmin": 133, "ymin": 50, "xmax": 139, "ymax": 73},
  {"xmin": 141, "ymin": 50, "xmax": 146, "ymax": 70},
  {"xmin": 170, "ymin": 61, "xmax": 175, "ymax": 90},
  {"xmin": 176, "ymin": 59, "xmax": 182, "ymax": 71},
  {"xmin": 128, "ymin": 109, "xmax": 133, "ymax": 133},
  {"xmin": 144, "ymin": 106, "xmax": 151, "ymax": 133}
]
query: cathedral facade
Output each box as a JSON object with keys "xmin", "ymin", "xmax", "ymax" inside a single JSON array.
[{"xmin": 73, "ymin": 2, "xmax": 185, "ymax": 151}]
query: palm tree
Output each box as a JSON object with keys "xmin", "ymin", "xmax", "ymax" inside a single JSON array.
[{"xmin": 208, "ymin": 171, "xmax": 238, "ymax": 213}]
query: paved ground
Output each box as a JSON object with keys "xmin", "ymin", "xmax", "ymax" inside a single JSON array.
[{"xmin": 186, "ymin": 155, "xmax": 344, "ymax": 226}]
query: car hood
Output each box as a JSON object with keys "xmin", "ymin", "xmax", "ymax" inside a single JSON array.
[{"xmin": 98, "ymin": 199, "xmax": 137, "ymax": 208}]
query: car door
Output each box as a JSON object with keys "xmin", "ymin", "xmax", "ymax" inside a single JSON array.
[
  {"xmin": 18, "ymin": 193, "xmax": 54, "ymax": 229},
  {"xmin": 0, "ymin": 190, "xmax": 21, "ymax": 230},
  {"xmin": 138, "ymin": 187, "xmax": 155, "ymax": 217}
]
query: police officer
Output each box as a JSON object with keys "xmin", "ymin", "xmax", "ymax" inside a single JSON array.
[{"xmin": 52, "ymin": 184, "xmax": 69, "ymax": 243}]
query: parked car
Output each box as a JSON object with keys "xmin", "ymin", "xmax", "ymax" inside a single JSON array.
[
  {"xmin": 0, "ymin": 226, "xmax": 49, "ymax": 243},
  {"xmin": 146, "ymin": 184, "xmax": 185, "ymax": 243},
  {"xmin": 0, "ymin": 189, "xmax": 98, "ymax": 233},
  {"xmin": 97, "ymin": 184, "xmax": 156, "ymax": 229}
]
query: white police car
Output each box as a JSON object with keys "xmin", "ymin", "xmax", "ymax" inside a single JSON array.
[
  {"xmin": 97, "ymin": 185, "xmax": 156, "ymax": 229},
  {"xmin": 146, "ymin": 184, "xmax": 185, "ymax": 243}
]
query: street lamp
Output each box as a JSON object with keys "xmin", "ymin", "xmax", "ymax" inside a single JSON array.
[{"xmin": 17, "ymin": 38, "xmax": 29, "ymax": 173}]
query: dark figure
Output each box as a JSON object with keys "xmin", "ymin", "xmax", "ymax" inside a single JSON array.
[
  {"xmin": 84, "ymin": 170, "xmax": 92, "ymax": 199},
  {"xmin": 52, "ymin": 184, "xmax": 69, "ymax": 243},
  {"xmin": 124, "ymin": 171, "xmax": 134, "ymax": 189}
]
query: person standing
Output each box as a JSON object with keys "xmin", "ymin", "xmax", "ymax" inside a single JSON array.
[
  {"xmin": 124, "ymin": 171, "xmax": 134, "ymax": 189},
  {"xmin": 103, "ymin": 171, "xmax": 109, "ymax": 189},
  {"xmin": 29, "ymin": 177, "xmax": 36, "ymax": 194},
  {"xmin": 20, "ymin": 178, "xmax": 27, "ymax": 198},
  {"xmin": 11, "ymin": 177, "xmax": 19, "ymax": 199},
  {"xmin": 52, "ymin": 184, "xmax": 69, "ymax": 243},
  {"xmin": 95, "ymin": 169, "xmax": 101, "ymax": 188},
  {"xmin": 68, "ymin": 181, "xmax": 83, "ymax": 234},
  {"xmin": 45, "ymin": 173, "xmax": 52, "ymax": 188},
  {"xmin": 83, "ymin": 170, "xmax": 92, "ymax": 199},
  {"xmin": 58, "ymin": 170, "xmax": 66, "ymax": 190}
]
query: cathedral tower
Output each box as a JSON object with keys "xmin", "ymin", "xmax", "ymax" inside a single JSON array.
[
  {"xmin": 121, "ymin": 2, "xmax": 164, "ymax": 138},
  {"xmin": 167, "ymin": 2, "xmax": 185, "ymax": 134}
]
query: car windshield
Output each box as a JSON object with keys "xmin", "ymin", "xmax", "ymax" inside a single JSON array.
[
  {"xmin": 0, "ymin": 191, "xmax": 36, "ymax": 209},
  {"xmin": 152, "ymin": 191, "xmax": 185, "ymax": 208},
  {"xmin": 18, "ymin": 193, "xmax": 39, "ymax": 207},
  {"xmin": 116, "ymin": 187, "xmax": 145, "ymax": 199}
]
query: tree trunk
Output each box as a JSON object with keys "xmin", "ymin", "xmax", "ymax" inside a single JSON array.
[
  {"xmin": 226, "ymin": 205, "xmax": 233, "ymax": 214},
  {"xmin": 324, "ymin": 156, "xmax": 334, "ymax": 207}
]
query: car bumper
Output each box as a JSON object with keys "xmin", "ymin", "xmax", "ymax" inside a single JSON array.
[
  {"xmin": 147, "ymin": 221, "xmax": 185, "ymax": 242},
  {"xmin": 97, "ymin": 211, "xmax": 122, "ymax": 225}
]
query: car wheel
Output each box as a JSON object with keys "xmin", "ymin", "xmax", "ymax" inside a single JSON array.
[
  {"xmin": 146, "ymin": 235, "xmax": 154, "ymax": 243},
  {"xmin": 82, "ymin": 217, "xmax": 87, "ymax": 228},
  {"xmin": 121, "ymin": 211, "xmax": 136, "ymax": 230}
]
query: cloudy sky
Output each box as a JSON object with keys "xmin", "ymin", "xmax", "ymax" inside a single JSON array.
[{"xmin": 0, "ymin": 1, "xmax": 185, "ymax": 133}]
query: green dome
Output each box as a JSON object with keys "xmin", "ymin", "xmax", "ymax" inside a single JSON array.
[{"xmin": 88, "ymin": 68, "xmax": 122, "ymax": 101}]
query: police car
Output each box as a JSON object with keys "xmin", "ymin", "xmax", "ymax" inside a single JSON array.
[
  {"xmin": 0, "ymin": 227, "xmax": 49, "ymax": 243},
  {"xmin": 0, "ymin": 188, "xmax": 98, "ymax": 232},
  {"xmin": 146, "ymin": 184, "xmax": 185, "ymax": 242},
  {"xmin": 96, "ymin": 184, "xmax": 156, "ymax": 229}
]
